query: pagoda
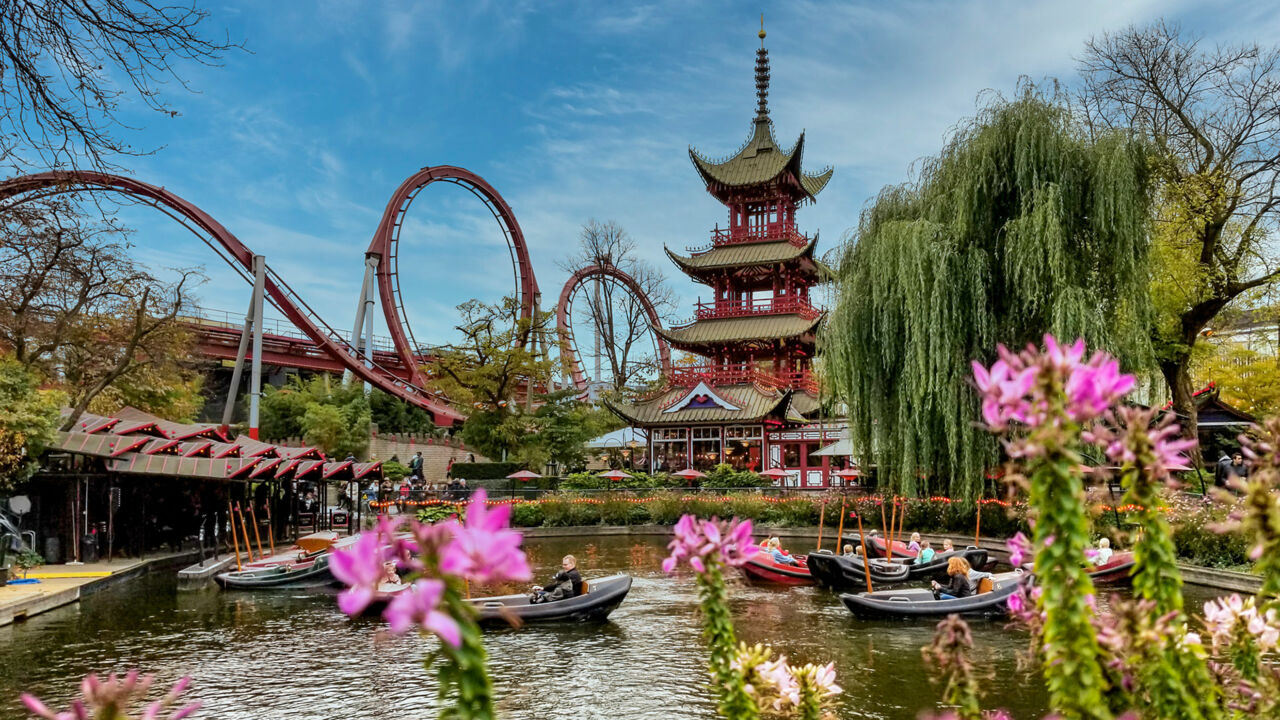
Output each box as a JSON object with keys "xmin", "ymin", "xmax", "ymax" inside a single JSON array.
[{"xmin": 607, "ymin": 25, "xmax": 845, "ymax": 487}]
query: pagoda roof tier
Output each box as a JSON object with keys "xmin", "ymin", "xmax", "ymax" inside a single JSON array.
[
  {"xmin": 689, "ymin": 120, "xmax": 833, "ymax": 203},
  {"xmin": 655, "ymin": 313, "xmax": 821, "ymax": 350},
  {"xmin": 666, "ymin": 238, "xmax": 822, "ymax": 276},
  {"xmin": 604, "ymin": 382, "xmax": 794, "ymax": 427}
]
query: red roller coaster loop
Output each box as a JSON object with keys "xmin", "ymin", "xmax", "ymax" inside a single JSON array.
[
  {"xmin": 366, "ymin": 166, "xmax": 539, "ymax": 389},
  {"xmin": 556, "ymin": 263, "xmax": 672, "ymax": 393},
  {"xmin": 0, "ymin": 171, "xmax": 467, "ymax": 425}
]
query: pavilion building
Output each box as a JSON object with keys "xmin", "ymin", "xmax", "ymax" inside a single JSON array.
[{"xmin": 606, "ymin": 27, "xmax": 847, "ymax": 488}]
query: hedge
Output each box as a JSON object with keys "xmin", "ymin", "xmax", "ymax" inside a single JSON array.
[{"xmin": 450, "ymin": 462, "xmax": 523, "ymax": 480}]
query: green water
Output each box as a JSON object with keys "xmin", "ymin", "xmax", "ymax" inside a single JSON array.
[{"xmin": 0, "ymin": 534, "xmax": 1170, "ymax": 719}]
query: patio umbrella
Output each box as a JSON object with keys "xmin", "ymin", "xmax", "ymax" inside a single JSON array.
[
  {"xmin": 506, "ymin": 470, "xmax": 542, "ymax": 480},
  {"xmin": 759, "ymin": 468, "xmax": 790, "ymax": 479},
  {"xmin": 672, "ymin": 468, "xmax": 706, "ymax": 479},
  {"xmin": 597, "ymin": 469, "xmax": 633, "ymax": 480}
]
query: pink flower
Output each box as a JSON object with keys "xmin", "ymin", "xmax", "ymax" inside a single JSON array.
[
  {"xmin": 331, "ymin": 531, "xmax": 387, "ymax": 616},
  {"xmin": 22, "ymin": 674, "xmax": 198, "ymax": 720},
  {"xmin": 663, "ymin": 514, "xmax": 758, "ymax": 574},
  {"xmin": 383, "ymin": 579, "xmax": 461, "ymax": 646},
  {"xmin": 441, "ymin": 489, "xmax": 531, "ymax": 585},
  {"xmin": 1007, "ymin": 532, "xmax": 1031, "ymax": 567}
]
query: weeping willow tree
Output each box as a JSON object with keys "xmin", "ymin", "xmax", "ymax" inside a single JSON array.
[{"xmin": 822, "ymin": 84, "xmax": 1153, "ymax": 498}]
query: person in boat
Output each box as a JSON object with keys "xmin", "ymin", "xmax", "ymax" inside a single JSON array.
[
  {"xmin": 940, "ymin": 538, "xmax": 955, "ymax": 554},
  {"xmin": 379, "ymin": 561, "xmax": 402, "ymax": 585},
  {"xmin": 842, "ymin": 544, "xmax": 855, "ymax": 557},
  {"xmin": 765, "ymin": 537, "xmax": 799, "ymax": 566},
  {"xmin": 931, "ymin": 556, "xmax": 974, "ymax": 600},
  {"xmin": 530, "ymin": 555, "xmax": 583, "ymax": 604},
  {"xmin": 1093, "ymin": 537, "xmax": 1113, "ymax": 566},
  {"xmin": 914, "ymin": 540, "xmax": 936, "ymax": 565},
  {"xmin": 908, "ymin": 532, "xmax": 922, "ymax": 555}
]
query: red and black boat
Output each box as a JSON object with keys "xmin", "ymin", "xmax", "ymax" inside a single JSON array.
[
  {"xmin": 740, "ymin": 552, "xmax": 814, "ymax": 585},
  {"xmin": 1087, "ymin": 551, "xmax": 1135, "ymax": 585}
]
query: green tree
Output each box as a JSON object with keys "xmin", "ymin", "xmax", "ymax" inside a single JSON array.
[
  {"xmin": 0, "ymin": 354, "xmax": 63, "ymax": 491},
  {"xmin": 258, "ymin": 376, "xmax": 369, "ymax": 458},
  {"xmin": 822, "ymin": 85, "xmax": 1152, "ymax": 497},
  {"xmin": 1080, "ymin": 21, "xmax": 1280, "ymax": 457},
  {"xmin": 1194, "ymin": 342, "xmax": 1280, "ymax": 417}
]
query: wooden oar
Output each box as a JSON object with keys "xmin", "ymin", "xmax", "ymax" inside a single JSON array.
[
  {"xmin": 816, "ymin": 501, "xmax": 826, "ymax": 551},
  {"xmin": 879, "ymin": 496, "xmax": 890, "ymax": 560},
  {"xmin": 236, "ymin": 503, "xmax": 254, "ymax": 562},
  {"xmin": 887, "ymin": 497, "xmax": 898, "ymax": 560},
  {"xmin": 975, "ymin": 498, "xmax": 982, "ymax": 548},
  {"xmin": 248, "ymin": 503, "xmax": 265, "ymax": 559},
  {"xmin": 855, "ymin": 511, "xmax": 873, "ymax": 594},
  {"xmin": 833, "ymin": 496, "xmax": 846, "ymax": 554},
  {"xmin": 264, "ymin": 499, "xmax": 276, "ymax": 556},
  {"xmin": 228, "ymin": 501, "xmax": 242, "ymax": 571}
]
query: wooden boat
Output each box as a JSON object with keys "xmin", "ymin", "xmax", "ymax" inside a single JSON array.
[
  {"xmin": 296, "ymin": 531, "xmax": 341, "ymax": 554},
  {"xmin": 904, "ymin": 548, "xmax": 990, "ymax": 581},
  {"xmin": 215, "ymin": 553, "xmax": 335, "ymax": 589},
  {"xmin": 839, "ymin": 571, "xmax": 1028, "ymax": 620},
  {"xmin": 740, "ymin": 552, "xmax": 814, "ymax": 585},
  {"xmin": 469, "ymin": 574, "xmax": 632, "ymax": 625},
  {"xmin": 1087, "ymin": 551, "xmax": 1135, "ymax": 585},
  {"xmin": 806, "ymin": 552, "xmax": 912, "ymax": 590}
]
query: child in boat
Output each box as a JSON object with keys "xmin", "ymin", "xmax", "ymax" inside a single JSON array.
[
  {"xmin": 913, "ymin": 540, "xmax": 936, "ymax": 565},
  {"xmin": 931, "ymin": 556, "xmax": 974, "ymax": 600},
  {"xmin": 379, "ymin": 561, "xmax": 402, "ymax": 585},
  {"xmin": 1094, "ymin": 537, "xmax": 1113, "ymax": 566},
  {"xmin": 941, "ymin": 538, "xmax": 955, "ymax": 554},
  {"xmin": 766, "ymin": 537, "xmax": 799, "ymax": 566},
  {"xmin": 530, "ymin": 554, "xmax": 583, "ymax": 604},
  {"xmin": 908, "ymin": 532, "xmax": 922, "ymax": 555}
]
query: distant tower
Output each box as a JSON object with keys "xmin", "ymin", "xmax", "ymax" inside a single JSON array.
[{"xmin": 607, "ymin": 23, "xmax": 837, "ymax": 485}]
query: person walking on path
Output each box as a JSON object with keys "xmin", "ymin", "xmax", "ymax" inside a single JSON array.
[
  {"xmin": 1214, "ymin": 453, "xmax": 1232, "ymax": 488},
  {"xmin": 410, "ymin": 452, "xmax": 424, "ymax": 480}
]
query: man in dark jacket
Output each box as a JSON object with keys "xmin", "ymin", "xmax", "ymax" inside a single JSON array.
[
  {"xmin": 530, "ymin": 555, "xmax": 583, "ymax": 603},
  {"xmin": 1214, "ymin": 454, "xmax": 1232, "ymax": 488},
  {"xmin": 410, "ymin": 452, "xmax": 424, "ymax": 480}
]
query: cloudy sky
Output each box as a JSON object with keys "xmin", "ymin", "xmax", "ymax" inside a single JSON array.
[{"xmin": 95, "ymin": 0, "xmax": 1279, "ymax": 346}]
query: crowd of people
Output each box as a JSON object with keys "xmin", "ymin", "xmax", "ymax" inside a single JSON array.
[{"xmin": 360, "ymin": 451, "xmax": 478, "ymax": 511}]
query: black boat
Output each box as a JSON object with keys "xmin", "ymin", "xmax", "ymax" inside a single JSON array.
[
  {"xmin": 903, "ymin": 548, "xmax": 990, "ymax": 581},
  {"xmin": 839, "ymin": 571, "xmax": 1029, "ymax": 619},
  {"xmin": 806, "ymin": 552, "xmax": 912, "ymax": 589},
  {"xmin": 469, "ymin": 574, "xmax": 633, "ymax": 625}
]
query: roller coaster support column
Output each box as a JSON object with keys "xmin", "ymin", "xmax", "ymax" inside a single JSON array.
[
  {"xmin": 221, "ymin": 255, "xmax": 267, "ymax": 438},
  {"xmin": 344, "ymin": 255, "xmax": 379, "ymax": 391}
]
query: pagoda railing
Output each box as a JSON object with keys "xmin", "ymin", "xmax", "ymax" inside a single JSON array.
[
  {"xmin": 709, "ymin": 223, "xmax": 810, "ymax": 249},
  {"xmin": 671, "ymin": 296, "xmax": 822, "ymax": 327},
  {"xmin": 668, "ymin": 363, "xmax": 819, "ymax": 395}
]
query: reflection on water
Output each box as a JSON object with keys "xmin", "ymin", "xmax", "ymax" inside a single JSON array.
[{"xmin": 0, "ymin": 536, "xmax": 1061, "ymax": 720}]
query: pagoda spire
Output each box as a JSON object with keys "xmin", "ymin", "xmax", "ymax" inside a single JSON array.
[{"xmin": 755, "ymin": 16, "xmax": 770, "ymax": 120}]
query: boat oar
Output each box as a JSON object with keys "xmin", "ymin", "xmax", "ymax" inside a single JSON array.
[
  {"xmin": 974, "ymin": 498, "xmax": 982, "ymax": 549},
  {"xmin": 228, "ymin": 501, "xmax": 242, "ymax": 572},
  {"xmin": 879, "ymin": 496, "xmax": 890, "ymax": 560},
  {"xmin": 249, "ymin": 502, "xmax": 265, "ymax": 559},
  {"xmin": 855, "ymin": 510, "xmax": 873, "ymax": 594},
  {"xmin": 237, "ymin": 503, "xmax": 254, "ymax": 562},
  {"xmin": 816, "ymin": 501, "xmax": 826, "ymax": 551},
  {"xmin": 887, "ymin": 497, "xmax": 898, "ymax": 560},
  {"xmin": 833, "ymin": 495, "xmax": 846, "ymax": 554},
  {"xmin": 264, "ymin": 498, "xmax": 276, "ymax": 556}
]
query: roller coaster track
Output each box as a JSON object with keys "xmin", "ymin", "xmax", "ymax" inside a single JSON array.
[
  {"xmin": 556, "ymin": 262, "xmax": 671, "ymax": 393},
  {"xmin": 0, "ymin": 170, "xmax": 540, "ymax": 426}
]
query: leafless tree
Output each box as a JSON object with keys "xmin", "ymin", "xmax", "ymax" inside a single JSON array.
[
  {"xmin": 559, "ymin": 219, "xmax": 674, "ymax": 394},
  {"xmin": 0, "ymin": 0, "xmax": 239, "ymax": 171},
  {"xmin": 1079, "ymin": 21, "xmax": 1280, "ymax": 447},
  {"xmin": 0, "ymin": 195, "xmax": 202, "ymax": 428}
]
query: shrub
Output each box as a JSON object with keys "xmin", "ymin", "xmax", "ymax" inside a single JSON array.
[
  {"xmin": 646, "ymin": 493, "xmax": 686, "ymax": 525},
  {"xmin": 383, "ymin": 461, "xmax": 409, "ymax": 483},
  {"xmin": 509, "ymin": 502, "xmax": 544, "ymax": 528},
  {"xmin": 415, "ymin": 505, "xmax": 458, "ymax": 524},
  {"xmin": 702, "ymin": 463, "xmax": 773, "ymax": 489},
  {"xmin": 450, "ymin": 462, "xmax": 523, "ymax": 480}
]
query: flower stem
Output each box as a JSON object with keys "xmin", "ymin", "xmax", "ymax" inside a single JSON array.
[{"xmin": 695, "ymin": 563, "xmax": 759, "ymax": 719}]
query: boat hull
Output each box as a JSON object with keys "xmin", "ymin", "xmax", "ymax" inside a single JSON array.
[
  {"xmin": 806, "ymin": 552, "xmax": 911, "ymax": 589},
  {"xmin": 215, "ymin": 555, "xmax": 334, "ymax": 589},
  {"xmin": 839, "ymin": 572, "xmax": 1028, "ymax": 620},
  {"xmin": 904, "ymin": 549, "xmax": 990, "ymax": 581},
  {"xmin": 740, "ymin": 555, "xmax": 814, "ymax": 585},
  {"xmin": 470, "ymin": 574, "xmax": 633, "ymax": 625},
  {"xmin": 1087, "ymin": 552, "xmax": 1135, "ymax": 585}
]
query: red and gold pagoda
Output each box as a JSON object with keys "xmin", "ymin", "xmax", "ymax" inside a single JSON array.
[{"xmin": 607, "ymin": 27, "xmax": 845, "ymax": 487}]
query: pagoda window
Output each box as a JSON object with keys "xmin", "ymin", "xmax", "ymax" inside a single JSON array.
[
  {"xmin": 724, "ymin": 425, "xmax": 763, "ymax": 472},
  {"xmin": 691, "ymin": 427, "xmax": 722, "ymax": 472},
  {"xmin": 652, "ymin": 428, "xmax": 689, "ymax": 473}
]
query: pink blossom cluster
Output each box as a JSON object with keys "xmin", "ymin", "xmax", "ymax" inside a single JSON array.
[
  {"xmin": 331, "ymin": 488, "xmax": 530, "ymax": 646},
  {"xmin": 1083, "ymin": 407, "xmax": 1196, "ymax": 481},
  {"xmin": 1006, "ymin": 531, "xmax": 1032, "ymax": 567},
  {"xmin": 661, "ymin": 514, "xmax": 758, "ymax": 573},
  {"xmin": 1006, "ymin": 582, "xmax": 1043, "ymax": 625},
  {"xmin": 1203, "ymin": 595, "xmax": 1280, "ymax": 653},
  {"xmin": 972, "ymin": 335, "xmax": 1136, "ymax": 436},
  {"xmin": 22, "ymin": 672, "xmax": 198, "ymax": 720}
]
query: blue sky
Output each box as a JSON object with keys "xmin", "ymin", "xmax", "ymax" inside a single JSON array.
[{"xmin": 98, "ymin": 0, "xmax": 1280, "ymax": 346}]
